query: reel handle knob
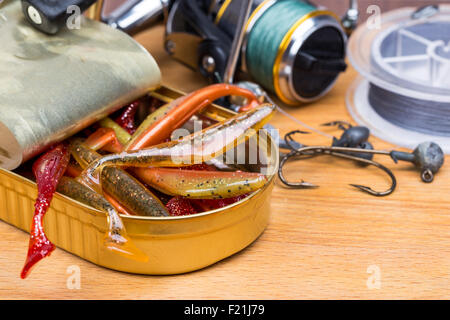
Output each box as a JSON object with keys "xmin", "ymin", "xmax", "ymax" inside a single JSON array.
[{"xmin": 21, "ymin": 0, "xmax": 97, "ymax": 34}]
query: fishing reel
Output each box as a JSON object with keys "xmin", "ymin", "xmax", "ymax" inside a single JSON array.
[
  {"xmin": 20, "ymin": 0, "xmax": 351, "ymax": 106},
  {"xmin": 165, "ymin": 0, "xmax": 349, "ymax": 105}
]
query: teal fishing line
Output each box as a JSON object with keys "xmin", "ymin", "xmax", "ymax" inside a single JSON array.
[{"xmin": 245, "ymin": 0, "xmax": 315, "ymax": 92}]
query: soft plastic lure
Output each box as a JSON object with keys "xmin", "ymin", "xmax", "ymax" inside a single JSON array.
[
  {"xmin": 69, "ymin": 127, "xmax": 168, "ymax": 217},
  {"xmin": 166, "ymin": 196, "xmax": 198, "ymax": 216},
  {"xmin": 62, "ymin": 161, "xmax": 135, "ymax": 216},
  {"xmin": 125, "ymin": 98, "xmax": 180, "ymax": 150},
  {"xmin": 56, "ymin": 176, "xmax": 147, "ymax": 262},
  {"xmin": 21, "ymin": 144, "xmax": 70, "ymax": 279},
  {"xmin": 70, "ymin": 138, "xmax": 168, "ymax": 217},
  {"xmin": 134, "ymin": 168, "xmax": 267, "ymax": 199},
  {"xmin": 84, "ymin": 128, "xmax": 123, "ymax": 153},
  {"xmin": 79, "ymin": 104, "xmax": 275, "ymax": 192},
  {"xmin": 125, "ymin": 84, "xmax": 260, "ymax": 151},
  {"xmin": 191, "ymin": 194, "xmax": 249, "ymax": 211},
  {"xmin": 99, "ymin": 117, "xmax": 132, "ymax": 146},
  {"xmin": 114, "ymin": 101, "xmax": 140, "ymax": 134}
]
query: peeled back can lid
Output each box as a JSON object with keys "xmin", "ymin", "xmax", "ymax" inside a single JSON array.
[{"xmin": 0, "ymin": 0, "xmax": 161, "ymax": 170}]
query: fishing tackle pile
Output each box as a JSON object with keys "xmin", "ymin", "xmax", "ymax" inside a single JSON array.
[
  {"xmin": 209, "ymin": 79, "xmax": 445, "ymax": 196},
  {"xmin": 20, "ymin": 84, "xmax": 274, "ymax": 278},
  {"xmin": 278, "ymin": 123, "xmax": 445, "ymax": 197}
]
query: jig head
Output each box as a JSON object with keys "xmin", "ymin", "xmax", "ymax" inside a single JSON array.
[
  {"xmin": 283, "ymin": 123, "xmax": 375, "ymax": 162},
  {"xmin": 322, "ymin": 121, "xmax": 370, "ymax": 147},
  {"xmin": 322, "ymin": 121, "xmax": 374, "ymax": 162},
  {"xmin": 390, "ymin": 141, "xmax": 444, "ymax": 183}
]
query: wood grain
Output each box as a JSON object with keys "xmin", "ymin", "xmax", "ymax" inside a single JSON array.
[{"xmin": 0, "ymin": 25, "xmax": 449, "ymax": 300}]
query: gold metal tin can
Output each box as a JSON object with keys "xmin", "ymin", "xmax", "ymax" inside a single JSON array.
[{"xmin": 0, "ymin": 87, "xmax": 278, "ymax": 275}]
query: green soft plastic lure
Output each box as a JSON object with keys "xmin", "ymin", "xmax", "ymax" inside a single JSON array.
[
  {"xmin": 69, "ymin": 138, "xmax": 168, "ymax": 217},
  {"xmin": 56, "ymin": 176, "xmax": 148, "ymax": 262}
]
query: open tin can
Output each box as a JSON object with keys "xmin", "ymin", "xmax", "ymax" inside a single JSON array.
[{"xmin": 0, "ymin": 86, "xmax": 278, "ymax": 275}]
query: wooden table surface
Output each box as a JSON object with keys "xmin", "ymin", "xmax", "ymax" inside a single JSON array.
[{"xmin": 1, "ymin": 25, "xmax": 449, "ymax": 300}]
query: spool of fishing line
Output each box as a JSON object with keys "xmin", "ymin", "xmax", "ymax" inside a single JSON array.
[
  {"xmin": 211, "ymin": 0, "xmax": 348, "ymax": 104},
  {"xmin": 347, "ymin": 5, "xmax": 450, "ymax": 153}
]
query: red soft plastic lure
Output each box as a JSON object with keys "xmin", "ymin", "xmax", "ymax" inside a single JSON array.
[
  {"xmin": 115, "ymin": 101, "xmax": 140, "ymax": 134},
  {"xmin": 191, "ymin": 194, "xmax": 249, "ymax": 211},
  {"xmin": 166, "ymin": 197, "xmax": 198, "ymax": 216},
  {"xmin": 21, "ymin": 144, "xmax": 70, "ymax": 279}
]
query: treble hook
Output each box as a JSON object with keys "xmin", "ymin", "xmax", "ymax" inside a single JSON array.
[{"xmin": 278, "ymin": 145, "xmax": 397, "ymax": 197}]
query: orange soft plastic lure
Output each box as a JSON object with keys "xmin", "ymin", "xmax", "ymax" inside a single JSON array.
[{"xmin": 125, "ymin": 84, "xmax": 260, "ymax": 151}]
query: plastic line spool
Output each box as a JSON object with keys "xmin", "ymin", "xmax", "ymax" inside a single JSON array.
[
  {"xmin": 213, "ymin": 0, "xmax": 347, "ymax": 105},
  {"xmin": 347, "ymin": 5, "xmax": 450, "ymax": 153}
]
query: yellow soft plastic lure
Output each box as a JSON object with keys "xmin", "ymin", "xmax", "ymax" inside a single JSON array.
[{"xmin": 134, "ymin": 168, "xmax": 268, "ymax": 199}]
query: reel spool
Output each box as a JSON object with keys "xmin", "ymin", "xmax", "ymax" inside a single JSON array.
[
  {"xmin": 165, "ymin": 0, "xmax": 347, "ymax": 105},
  {"xmin": 347, "ymin": 5, "xmax": 450, "ymax": 153}
]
